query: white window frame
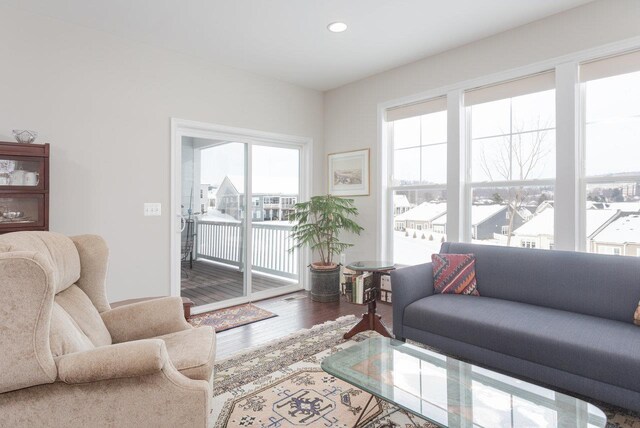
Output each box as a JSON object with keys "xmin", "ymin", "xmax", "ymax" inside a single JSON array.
[{"xmin": 377, "ymin": 37, "xmax": 640, "ymax": 262}]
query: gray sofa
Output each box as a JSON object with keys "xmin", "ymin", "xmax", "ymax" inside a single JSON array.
[{"xmin": 392, "ymin": 242, "xmax": 640, "ymax": 412}]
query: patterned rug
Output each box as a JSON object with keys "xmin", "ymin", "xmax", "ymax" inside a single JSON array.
[
  {"xmin": 190, "ymin": 303, "xmax": 277, "ymax": 332},
  {"xmin": 212, "ymin": 316, "xmax": 640, "ymax": 427}
]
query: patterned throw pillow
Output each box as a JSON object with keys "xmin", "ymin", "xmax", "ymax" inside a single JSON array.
[
  {"xmin": 634, "ymin": 301, "xmax": 640, "ymax": 326},
  {"xmin": 431, "ymin": 253, "xmax": 479, "ymax": 295}
]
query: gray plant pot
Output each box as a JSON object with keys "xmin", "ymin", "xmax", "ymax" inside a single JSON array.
[{"xmin": 309, "ymin": 265, "xmax": 341, "ymax": 302}]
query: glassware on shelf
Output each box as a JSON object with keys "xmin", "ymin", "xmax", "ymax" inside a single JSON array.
[{"xmin": 12, "ymin": 130, "xmax": 38, "ymax": 144}]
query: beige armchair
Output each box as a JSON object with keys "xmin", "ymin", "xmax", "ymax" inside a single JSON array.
[{"xmin": 0, "ymin": 232, "xmax": 215, "ymax": 427}]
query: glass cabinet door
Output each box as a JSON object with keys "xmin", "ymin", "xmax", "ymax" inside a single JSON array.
[
  {"xmin": 0, "ymin": 194, "xmax": 45, "ymax": 230},
  {"xmin": 0, "ymin": 156, "xmax": 45, "ymax": 190}
]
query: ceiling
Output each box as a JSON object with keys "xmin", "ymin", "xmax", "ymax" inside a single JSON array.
[{"xmin": 2, "ymin": 0, "xmax": 594, "ymax": 91}]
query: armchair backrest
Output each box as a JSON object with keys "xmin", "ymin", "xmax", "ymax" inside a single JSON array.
[{"xmin": 0, "ymin": 232, "xmax": 113, "ymax": 393}]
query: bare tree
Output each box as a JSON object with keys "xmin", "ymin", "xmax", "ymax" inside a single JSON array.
[{"xmin": 478, "ymin": 118, "xmax": 552, "ymax": 246}]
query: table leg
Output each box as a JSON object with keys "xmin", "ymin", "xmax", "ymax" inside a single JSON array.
[{"xmin": 343, "ymin": 298, "xmax": 392, "ymax": 339}]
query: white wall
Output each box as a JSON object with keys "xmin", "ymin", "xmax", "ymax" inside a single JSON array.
[
  {"xmin": 323, "ymin": 0, "xmax": 640, "ymax": 262},
  {"xmin": 0, "ymin": 6, "xmax": 324, "ymax": 302}
]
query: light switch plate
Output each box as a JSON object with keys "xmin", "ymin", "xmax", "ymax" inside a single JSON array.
[{"xmin": 144, "ymin": 203, "xmax": 161, "ymax": 216}]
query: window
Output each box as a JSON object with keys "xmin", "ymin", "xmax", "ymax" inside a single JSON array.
[
  {"xmin": 382, "ymin": 48, "xmax": 640, "ymax": 264},
  {"xmin": 521, "ymin": 240, "xmax": 536, "ymax": 249},
  {"xmin": 466, "ymin": 72, "xmax": 556, "ymax": 248},
  {"xmin": 387, "ymin": 97, "xmax": 447, "ymax": 265},
  {"xmin": 582, "ymin": 51, "xmax": 640, "ymax": 256}
]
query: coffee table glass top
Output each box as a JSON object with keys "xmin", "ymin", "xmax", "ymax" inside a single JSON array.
[
  {"xmin": 346, "ymin": 260, "xmax": 395, "ymax": 271},
  {"xmin": 321, "ymin": 337, "xmax": 606, "ymax": 428}
]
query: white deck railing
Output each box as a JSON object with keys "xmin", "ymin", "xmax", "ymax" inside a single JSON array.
[{"xmin": 195, "ymin": 220, "xmax": 299, "ymax": 279}]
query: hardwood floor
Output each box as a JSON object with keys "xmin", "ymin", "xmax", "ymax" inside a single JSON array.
[
  {"xmin": 181, "ymin": 260, "xmax": 296, "ymax": 306},
  {"xmin": 214, "ymin": 291, "xmax": 393, "ymax": 359}
]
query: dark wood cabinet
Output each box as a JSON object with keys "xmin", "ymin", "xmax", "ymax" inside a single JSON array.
[{"xmin": 0, "ymin": 142, "xmax": 49, "ymax": 234}]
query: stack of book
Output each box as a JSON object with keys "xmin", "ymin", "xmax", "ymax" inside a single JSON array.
[
  {"xmin": 341, "ymin": 269, "xmax": 374, "ymax": 304},
  {"xmin": 380, "ymin": 274, "xmax": 392, "ymax": 303}
]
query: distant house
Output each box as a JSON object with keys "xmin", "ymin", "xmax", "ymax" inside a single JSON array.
[
  {"xmin": 215, "ymin": 175, "xmax": 298, "ymax": 221},
  {"xmin": 512, "ymin": 207, "xmax": 619, "ymax": 250},
  {"xmin": 431, "ymin": 204, "xmax": 526, "ymax": 240},
  {"xmin": 393, "ymin": 202, "xmax": 447, "ymax": 231},
  {"xmin": 590, "ymin": 213, "xmax": 640, "ymax": 256},
  {"xmin": 393, "ymin": 194, "xmax": 412, "ymax": 216}
]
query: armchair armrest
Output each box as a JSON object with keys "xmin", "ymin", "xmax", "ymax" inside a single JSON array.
[
  {"xmin": 391, "ymin": 262, "xmax": 433, "ymax": 340},
  {"xmin": 57, "ymin": 339, "xmax": 168, "ymax": 384},
  {"xmin": 101, "ymin": 297, "xmax": 192, "ymax": 343}
]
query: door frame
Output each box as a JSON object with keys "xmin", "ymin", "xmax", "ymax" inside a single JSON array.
[{"xmin": 170, "ymin": 118, "xmax": 312, "ymax": 312}]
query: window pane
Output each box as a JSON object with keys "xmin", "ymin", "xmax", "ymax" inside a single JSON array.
[
  {"xmin": 393, "ymin": 116, "xmax": 421, "ymax": 149},
  {"xmin": 469, "ymin": 89, "xmax": 556, "ymax": 183},
  {"xmin": 470, "ymin": 99, "xmax": 510, "ymax": 139},
  {"xmin": 586, "ymin": 120, "xmax": 640, "ymax": 176},
  {"xmin": 421, "ymin": 144, "xmax": 447, "ymax": 184},
  {"xmin": 511, "ymin": 89, "xmax": 556, "ymax": 132},
  {"xmin": 393, "ymin": 190, "xmax": 447, "ymax": 266},
  {"xmin": 394, "ymin": 147, "xmax": 420, "ymax": 184},
  {"xmin": 585, "ymin": 71, "xmax": 640, "ymax": 177},
  {"xmin": 421, "ymin": 110, "xmax": 447, "ymax": 145},
  {"xmin": 586, "ymin": 182, "xmax": 640, "ymax": 257},
  {"xmin": 471, "ymin": 186, "xmax": 554, "ymax": 249}
]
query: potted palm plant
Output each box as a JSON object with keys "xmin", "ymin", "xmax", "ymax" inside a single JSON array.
[{"xmin": 289, "ymin": 194, "xmax": 364, "ymax": 302}]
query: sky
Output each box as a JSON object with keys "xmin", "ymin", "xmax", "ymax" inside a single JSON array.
[
  {"xmin": 392, "ymin": 70, "xmax": 640, "ymax": 185},
  {"xmin": 199, "ymin": 143, "xmax": 299, "ymax": 194}
]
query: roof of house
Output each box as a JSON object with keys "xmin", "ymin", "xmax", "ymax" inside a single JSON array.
[
  {"xmin": 394, "ymin": 194, "xmax": 411, "ymax": 208},
  {"xmin": 605, "ymin": 202, "xmax": 640, "ymax": 213},
  {"xmin": 591, "ymin": 214, "xmax": 640, "ymax": 244},
  {"xmin": 432, "ymin": 204, "xmax": 508, "ymax": 227},
  {"xmin": 394, "ymin": 202, "xmax": 447, "ymax": 222},
  {"xmin": 513, "ymin": 208, "xmax": 619, "ymax": 237}
]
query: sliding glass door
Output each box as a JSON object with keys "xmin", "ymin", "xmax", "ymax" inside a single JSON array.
[{"xmin": 178, "ymin": 134, "xmax": 302, "ymax": 311}]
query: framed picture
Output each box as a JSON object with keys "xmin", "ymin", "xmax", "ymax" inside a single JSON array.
[{"xmin": 328, "ymin": 149, "xmax": 370, "ymax": 196}]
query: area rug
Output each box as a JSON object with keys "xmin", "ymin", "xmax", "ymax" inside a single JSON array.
[
  {"xmin": 212, "ymin": 315, "xmax": 640, "ymax": 428},
  {"xmin": 190, "ymin": 303, "xmax": 277, "ymax": 332}
]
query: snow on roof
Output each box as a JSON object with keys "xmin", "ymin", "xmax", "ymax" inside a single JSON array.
[
  {"xmin": 606, "ymin": 202, "xmax": 640, "ymax": 213},
  {"xmin": 591, "ymin": 214, "xmax": 640, "ymax": 244},
  {"xmin": 198, "ymin": 209, "xmax": 239, "ymax": 223},
  {"xmin": 514, "ymin": 208, "xmax": 619, "ymax": 237},
  {"xmin": 586, "ymin": 209, "xmax": 619, "ymax": 237},
  {"xmin": 222, "ymin": 175, "xmax": 298, "ymax": 195},
  {"xmin": 432, "ymin": 204, "xmax": 507, "ymax": 226},
  {"xmin": 513, "ymin": 208, "xmax": 554, "ymax": 237},
  {"xmin": 395, "ymin": 202, "xmax": 447, "ymax": 222},
  {"xmin": 394, "ymin": 194, "xmax": 411, "ymax": 208}
]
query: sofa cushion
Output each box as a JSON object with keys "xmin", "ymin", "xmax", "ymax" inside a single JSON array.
[
  {"xmin": 55, "ymin": 285, "xmax": 112, "ymax": 347},
  {"xmin": 156, "ymin": 327, "xmax": 215, "ymax": 382},
  {"xmin": 49, "ymin": 303, "xmax": 95, "ymax": 357},
  {"xmin": 431, "ymin": 253, "xmax": 478, "ymax": 295},
  {"xmin": 404, "ymin": 294, "xmax": 640, "ymax": 392},
  {"xmin": 0, "ymin": 231, "xmax": 80, "ymax": 293}
]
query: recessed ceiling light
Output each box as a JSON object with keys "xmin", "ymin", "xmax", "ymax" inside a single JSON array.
[{"xmin": 327, "ymin": 22, "xmax": 347, "ymax": 33}]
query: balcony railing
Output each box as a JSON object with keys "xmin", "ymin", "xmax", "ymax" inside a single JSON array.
[{"xmin": 194, "ymin": 219, "xmax": 298, "ymax": 279}]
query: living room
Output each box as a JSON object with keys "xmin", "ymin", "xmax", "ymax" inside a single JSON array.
[{"xmin": 1, "ymin": 0, "xmax": 640, "ymax": 427}]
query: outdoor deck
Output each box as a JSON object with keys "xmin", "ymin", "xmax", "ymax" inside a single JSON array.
[{"xmin": 181, "ymin": 260, "xmax": 296, "ymax": 306}]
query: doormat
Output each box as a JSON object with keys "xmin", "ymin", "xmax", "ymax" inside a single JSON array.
[{"xmin": 189, "ymin": 303, "xmax": 277, "ymax": 332}]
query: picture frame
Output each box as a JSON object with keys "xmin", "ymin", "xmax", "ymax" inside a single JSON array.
[{"xmin": 328, "ymin": 148, "xmax": 370, "ymax": 196}]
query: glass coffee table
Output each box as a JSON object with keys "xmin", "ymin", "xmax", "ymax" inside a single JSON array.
[{"xmin": 322, "ymin": 336, "xmax": 606, "ymax": 427}]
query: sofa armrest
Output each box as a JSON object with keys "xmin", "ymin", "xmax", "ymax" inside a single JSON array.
[
  {"xmin": 101, "ymin": 296, "xmax": 192, "ymax": 343},
  {"xmin": 391, "ymin": 262, "xmax": 433, "ymax": 340},
  {"xmin": 57, "ymin": 339, "xmax": 168, "ymax": 384}
]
